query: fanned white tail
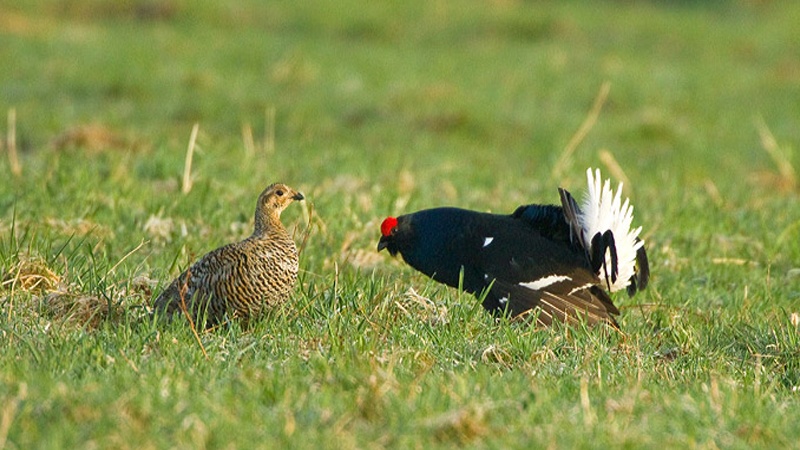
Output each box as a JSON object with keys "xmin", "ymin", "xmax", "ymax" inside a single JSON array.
[{"xmin": 579, "ymin": 168, "xmax": 644, "ymax": 292}]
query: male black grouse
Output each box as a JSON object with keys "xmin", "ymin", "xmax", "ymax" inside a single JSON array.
[{"xmin": 377, "ymin": 169, "xmax": 649, "ymax": 327}]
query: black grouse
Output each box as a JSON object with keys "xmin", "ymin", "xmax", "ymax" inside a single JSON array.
[
  {"xmin": 153, "ymin": 183, "xmax": 304, "ymax": 327},
  {"xmin": 377, "ymin": 169, "xmax": 649, "ymax": 327}
]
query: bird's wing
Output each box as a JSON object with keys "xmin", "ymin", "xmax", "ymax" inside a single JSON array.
[
  {"xmin": 185, "ymin": 243, "xmax": 248, "ymax": 299},
  {"xmin": 489, "ymin": 273, "xmax": 619, "ymax": 327},
  {"xmin": 477, "ymin": 225, "xmax": 620, "ymax": 327},
  {"xmin": 511, "ymin": 203, "xmax": 572, "ymax": 244},
  {"xmin": 153, "ymin": 242, "xmax": 245, "ymax": 314}
]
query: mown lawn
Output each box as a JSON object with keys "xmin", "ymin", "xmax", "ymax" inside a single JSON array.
[{"xmin": 1, "ymin": 1, "xmax": 799, "ymax": 448}]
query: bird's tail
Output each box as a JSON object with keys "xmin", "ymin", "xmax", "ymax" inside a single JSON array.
[{"xmin": 559, "ymin": 168, "xmax": 649, "ymax": 294}]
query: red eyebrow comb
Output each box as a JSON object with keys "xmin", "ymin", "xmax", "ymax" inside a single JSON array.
[{"xmin": 381, "ymin": 217, "xmax": 398, "ymax": 237}]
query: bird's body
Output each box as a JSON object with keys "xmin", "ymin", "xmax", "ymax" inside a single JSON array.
[
  {"xmin": 378, "ymin": 169, "xmax": 649, "ymax": 327},
  {"xmin": 153, "ymin": 183, "xmax": 304, "ymax": 326}
]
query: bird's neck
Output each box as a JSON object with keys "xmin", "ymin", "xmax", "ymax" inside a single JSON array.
[{"xmin": 253, "ymin": 212, "xmax": 285, "ymax": 237}]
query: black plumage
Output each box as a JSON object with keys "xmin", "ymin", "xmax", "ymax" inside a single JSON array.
[{"xmin": 378, "ymin": 170, "xmax": 649, "ymax": 327}]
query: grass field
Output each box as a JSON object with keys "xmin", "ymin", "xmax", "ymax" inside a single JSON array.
[{"xmin": 2, "ymin": 0, "xmax": 800, "ymax": 448}]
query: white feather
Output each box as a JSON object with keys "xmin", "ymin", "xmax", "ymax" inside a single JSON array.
[
  {"xmin": 579, "ymin": 168, "xmax": 644, "ymax": 292},
  {"xmin": 519, "ymin": 275, "xmax": 572, "ymax": 291}
]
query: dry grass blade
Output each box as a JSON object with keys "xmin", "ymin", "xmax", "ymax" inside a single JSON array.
[
  {"xmin": 580, "ymin": 376, "xmax": 596, "ymax": 426},
  {"xmin": 7, "ymin": 107, "xmax": 22, "ymax": 177},
  {"xmin": 599, "ymin": 149, "xmax": 631, "ymax": 188},
  {"xmin": 756, "ymin": 116, "xmax": 796, "ymax": 190},
  {"xmin": 265, "ymin": 106, "xmax": 276, "ymax": 154},
  {"xmin": 242, "ymin": 122, "xmax": 256, "ymax": 157},
  {"xmin": 552, "ymin": 81, "xmax": 611, "ymax": 181},
  {"xmin": 0, "ymin": 382, "xmax": 27, "ymax": 450},
  {"xmin": 178, "ymin": 268, "xmax": 210, "ymax": 360},
  {"xmin": 711, "ymin": 257, "xmax": 755, "ymax": 266},
  {"xmin": 297, "ymin": 200, "xmax": 314, "ymax": 257},
  {"xmin": 480, "ymin": 344, "xmax": 512, "ymax": 367},
  {"xmin": 99, "ymin": 239, "xmax": 146, "ymax": 286},
  {"xmin": 182, "ymin": 123, "xmax": 200, "ymax": 194},
  {"xmin": 703, "ymin": 178, "xmax": 724, "ymax": 208}
]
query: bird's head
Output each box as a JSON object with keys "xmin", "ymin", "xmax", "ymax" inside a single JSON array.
[
  {"xmin": 254, "ymin": 183, "xmax": 304, "ymax": 232},
  {"xmin": 377, "ymin": 209, "xmax": 453, "ymax": 258},
  {"xmin": 377, "ymin": 216, "xmax": 400, "ymax": 256}
]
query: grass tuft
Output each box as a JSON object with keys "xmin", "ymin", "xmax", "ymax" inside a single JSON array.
[
  {"xmin": 51, "ymin": 123, "xmax": 129, "ymax": 153},
  {"xmin": 424, "ymin": 403, "xmax": 490, "ymax": 445},
  {"xmin": 1, "ymin": 254, "xmax": 61, "ymax": 295},
  {"xmin": 40, "ymin": 290, "xmax": 113, "ymax": 330}
]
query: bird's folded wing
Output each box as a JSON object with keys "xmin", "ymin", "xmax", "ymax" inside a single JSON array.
[
  {"xmin": 491, "ymin": 273, "xmax": 620, "ymax": 328},
  {"xmin": 154, "ymin": 243, "xmax": 242, "ymax": 310}
]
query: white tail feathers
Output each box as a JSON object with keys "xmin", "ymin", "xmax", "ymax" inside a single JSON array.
[{"xmin": 580, "ymin": 168, "xmax": 644, "ymax": 292}]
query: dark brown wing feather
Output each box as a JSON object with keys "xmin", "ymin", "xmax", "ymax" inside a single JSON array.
[{"xmin": 491, "ymin": 271, "xmax": 620, "ymax": 328}]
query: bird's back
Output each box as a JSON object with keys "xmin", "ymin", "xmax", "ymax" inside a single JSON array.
[
  {"xmin": 396, "ymin": 207, "xmax": 584, "ymax": 292},
  {"xmin": 153, "ymin": 228, "xmax": 299, "ymax": 326}
]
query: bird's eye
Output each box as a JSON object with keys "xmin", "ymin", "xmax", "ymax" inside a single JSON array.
[{"xmin": 276, "ymin": 190, "xmax": 284, "ymax": 197}]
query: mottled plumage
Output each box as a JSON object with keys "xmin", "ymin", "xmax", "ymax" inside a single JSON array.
[{"xmin": 153, "ymin": 183, "xmax": 304, "ymax": 326}]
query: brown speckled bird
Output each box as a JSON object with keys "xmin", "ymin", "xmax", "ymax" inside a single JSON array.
[{"xmin": 153, "ymin": 183, "xmax": 304, "ymax": 326}]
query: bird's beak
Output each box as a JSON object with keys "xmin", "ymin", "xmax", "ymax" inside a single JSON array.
[
  {"xmin": 293, "ymin": 192, "xmax": 305, "ymax": 201},
  {"xmin": 378, "ymin": 233, "xmax": 397, "ymax": 253}
]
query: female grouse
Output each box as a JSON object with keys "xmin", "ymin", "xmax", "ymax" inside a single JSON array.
[{"xmin": 154, "ymin": 183, "xmax": 304, "ymax": 326}]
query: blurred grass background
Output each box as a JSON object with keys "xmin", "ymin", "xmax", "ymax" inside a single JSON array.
[{"xmin": 1, "ymin": 0, "xmax": 799, "ymax": 448}]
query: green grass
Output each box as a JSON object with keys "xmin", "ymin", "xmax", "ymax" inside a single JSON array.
[{"xmin": 2, "ymin": 0, "xmax": 800, "ymax": 448}]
